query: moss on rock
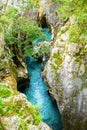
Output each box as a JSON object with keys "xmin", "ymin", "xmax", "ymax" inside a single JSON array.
[{"xmin": 0, "ymin": 84, "xmax": 51, "ymax": 130}]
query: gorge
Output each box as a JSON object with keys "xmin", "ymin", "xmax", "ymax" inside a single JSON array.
[
  {"xmin": 0, "ymin": 0, "xmax": 87, "ymax": 130},
  {"xmin": 21, "ymin": 29, "xmax": 63, "ymax": 130}
]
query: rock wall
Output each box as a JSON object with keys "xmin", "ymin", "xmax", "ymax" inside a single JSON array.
[
  {"xmin": 43, "ymin": 18, "xmax": 87, "ymax": 130},
  {"xmin": 0, "ymin": 1, "xmax": 52, "ymax": 129},
  {"xmin": 0, "ymin": 32, "xmax": 28, "ymax": 91},
  {"xmin": 0, "ymin": 84, "xmax": 52, "ymax": 130},
  {"xmin": 0, "ymin": 33, "xmax": 51, "ymax": 130},
  {"xmin": 38, "ymin": 0, "xmax": 59, "ymax": 39},
  {"xmin": 2, "ymin": 0, "xmax": 87, "ymax": 129},
  {"xmin": 38, "ymin": 0, "xmax": 58, "ymax": 26},
  {"xmin": 0, "ymin": 33, "xmax": 17, "ymax": 90}
]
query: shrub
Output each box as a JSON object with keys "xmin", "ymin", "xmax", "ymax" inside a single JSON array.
[
  {"xmin": 0, "ymin": 85, "xmax": 12, "ymax": 98},
  {"xmin": 57, "ymin": 0, "xmax": 87, "ymax": 44}
]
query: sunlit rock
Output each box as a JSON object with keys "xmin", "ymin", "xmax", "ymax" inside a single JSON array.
[
  {"xmin": 0, "ymin": 87, "xmax": 52, "ymax": 130},
  {"xmin": 0, "ymin": 34, "xmax": 4, "ymax": 57},
  {"xmin": 43, "ymin": 18, "xmax": 87, "ymax": 129}
]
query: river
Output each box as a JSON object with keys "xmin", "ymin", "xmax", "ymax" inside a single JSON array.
[{"xmin": 23, "ymin": 28, "xmax": 63, "ymax": 130}]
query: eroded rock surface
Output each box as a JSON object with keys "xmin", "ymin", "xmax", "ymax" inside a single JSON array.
[
  {"xmin": 43, "ymin": 18, "xmax": 87, "ymax": 130},
  {"xmin": 0, "ymin": 86, "xmax": 52, "ymax": 130}
]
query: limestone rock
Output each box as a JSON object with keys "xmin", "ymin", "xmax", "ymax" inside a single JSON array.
[
  {"xmin": 0, "ymin": 33, "xmax": 4, "ymax": 57},
  {"xmin": 38, "ymin": 0, "xmax": 59, "ymax": 40},
  {"xmin": 1, "ymin": 75, "xmax": 17, "ymax": 90},
  {"xmin": 0, "ymin": 33, "xmax": 18, "ymax": 90},
  {"xmin": 28, "ymin": 122, "xmax": 52, "ymax": 130},
  {"xmin": 43, "ymin": 18, "xmax": 87, "ymax": 129},
  {"xmin": 0, "ymin": 88, "xmax": 51, "ymax": 130},
  {"xmin": 39, "ymin": 0, "xmax": 58, "ymax": 26},
  {"xmin": 1, "ymin": 116, "xmax": 20, "ymax": 130}
]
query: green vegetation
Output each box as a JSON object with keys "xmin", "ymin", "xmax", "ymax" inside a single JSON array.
[
  {"xmin": 4, "ymin": 17, "xmax": 44, "ymax": 46},
  {"xmin": 0, "ymin": 7, "xmax": 18, "ymax": 33},
  {"xmin": 4, "ymin": 16, "xmax": 45, "ymax": 56},
  {"xmin": 0, "ymin": 0, "xmax": 51, "ymax": 61},
  {"xmin": 19, "ymin": 0, "xmax": 40, "ymax": 9},
  {"xmin": 4, "ymin": 10, "xmax": 45, "ymax": 56},
  {"xmin": 50, "ymin": 51, "xmax": 62, "ymax": 82},
  {"xmin": 24, "ymin": 43, "xmax": 50, "ymax": 59},
  {"xmin": 0, "ymin": 85, "xmax": 12, "ymax": 98},
  {"xmin": 50, "ymin": 51, "xmax": 62, "ymax": 70},
  {"xmin": 0, "ymin": 2, "xmax": 46, "ymax": 59},
  {"xmin": 0, "ymin": 84, "xmax": 42, "ymax": 129},
  {"xmin": 0, "ymin": 1, "xmax": 50, "ymax": 128},
  {"xmin": 52, "ymin": 0, "xmax": 87, "ymax": 74},
  {"xmin": 57, "ymin": 0, "xmax": 87, "ymax": 44},
  {"xmin": 0, "ymin": 85, "xmax": 12, "ymax": 116},
  {"xmin": 0, "ymin": 99, "xmax": 4, "ymax": 115}
]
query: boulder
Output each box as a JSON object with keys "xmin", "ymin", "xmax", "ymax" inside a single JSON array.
[{"xmin": 0, "ymin": 87, "xmax": 52, "ymax": 130}]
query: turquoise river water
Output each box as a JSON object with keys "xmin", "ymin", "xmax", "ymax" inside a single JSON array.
[{"xmin": 24, "ymin": 29, "xmax": 63, "ymax": 130}]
